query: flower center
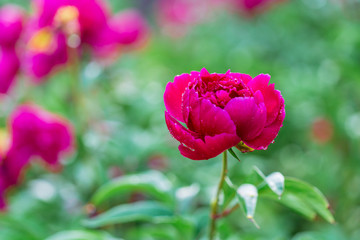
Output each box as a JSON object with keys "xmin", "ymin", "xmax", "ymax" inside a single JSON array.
[
  {"xmin": 54, "ymin": 6, "xmax": 79, "ymax": 26},
  {"xmin": 54, "ymin": 6, "xmax": 80, "ymax": 40},
  {"xmin": 28, "ymin": 27, "xmax": 54, "ymax": 52},
  {"xmin": 190, "ymin": 74, "xmax": 252, "ymax": 108},
  {"xmin": 0, "ymin": 129, "xmax": 9, "ymax": 158}
]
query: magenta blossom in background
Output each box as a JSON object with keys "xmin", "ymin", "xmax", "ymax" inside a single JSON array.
[
  {"xmin": 231, "ymin": 0, "xmax": 286, "ymax": 15},
  {"xmin": 0, "ymin": 105, "xmax": 73, "ymax": 209},
  {"xmin": 0, "ymin": 48, "xmax": 20, "ymax": 94},
  {"xmin": 32, "ymin": 0, "xmax": 149, "ymax": 57},
  {"xmin": 0, "ymin": 5, "xmax": 24, "ymax": 48},
  {"xmin": 156, "ymin": 0, "xmax": 210, "ymax": 38},
  {"xmin": 24, "ymin": 27, "xmax": 68, "ymax": 82},
  {"xmin": 164, "ymin": 68, "xmax": 285, "ymax": 160},
  {"xmin": 0, "ymin": 4, "xmax": 24, "ymax": 94},
  {"xmin": 93, "ymin": 9, "xmax": 150, "ymax": 58}
]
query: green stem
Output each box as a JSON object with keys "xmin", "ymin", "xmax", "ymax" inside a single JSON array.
[{"xmin": 209, "ymin": 151, "xmax": 228, "ymax": 240}]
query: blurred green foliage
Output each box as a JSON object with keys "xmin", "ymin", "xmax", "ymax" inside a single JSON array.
[{"xmin": 1, "ymin": 0, "xmax": 360, "ymax": 239}]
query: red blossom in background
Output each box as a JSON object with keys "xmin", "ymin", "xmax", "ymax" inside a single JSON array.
[
  {"xmin": 0, "ymin": 105, "xmax": 73, "ymax": 209},
  {"xmin": 164, "ymin": 68, "xmax": 285, "ymax": 160},
  {"xmin": 0, "ymin": 4, "xmax": 24, "ymax": 94}
]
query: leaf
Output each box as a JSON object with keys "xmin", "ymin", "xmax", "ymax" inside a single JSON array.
[
  {"xmin": 228, "ymin": 148, "xmax": 240, "ymax": 161},
  {"xmin": 265, "ymin": 172, "xmax": 285, "ymax": 197},
  {"xmin": 236, "ymin": 184, "xmax": 260, "ymax": 228},
  {"xmin": 82, "ymin": 201, "xmax": 174, "ymax": 228},
  {"xmin": 45, "ymin": 230, "xmax": 122, "ymax": 240},
  {"xmin": 91, "ymin": 170, "xmax": 174, "ymax": 207},
  {"xmin": 153, "ymin": 216, "xmax": 196, "ymax": 240},
  {"xmin": 258, "ymin": 177, "xmax": 334, "ymax": 223},
  {"xmin": 221, "ymin": 177, "xmax": 237, "ymax": 210},
  {"xmin": 254, "ymin": 166, "xmax": 285, "ymax": 198},
  {"xmin": 175, "ymin": 184, "xmax": 200, "ymax": 213}
]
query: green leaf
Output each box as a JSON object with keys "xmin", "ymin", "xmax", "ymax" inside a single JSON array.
[
  {"xmin": 235, "ymin": 184, "xmax": 260, "ymax": 228},
  {"xmin": 45, "ymin": 230, "xmax": 122, "ymax": 240},
  {"xmin": 265, "ymin": 172, "xmax": 285, "ymax": 197},
  {"xmin": 153, "ymin": 216, "xmax": 196, "ymax": 240},
  {"xmin": 258, "ymin": 177, "xmax": 334, "ymax": 223},
  {"xmin": 254, "ymin": 167, "xmax": 285, "ymax": 197},
  {"xmin": 175, "ymin": 184, "xmax": 200, "ymax": 213},
  {"xmin": 228, "ymin": 148, "xmax": 240, "ymax": 161},
  {"xmin": 221, "ymin": 177, "xmax": 237, "ymax": 210},
  {"xmin": 91, "ymin": 170, "xmax": 174, "ymax": 207},
  {"xmin": 82, "ymin": 201, "xmax": 174, "ymax": 228}
]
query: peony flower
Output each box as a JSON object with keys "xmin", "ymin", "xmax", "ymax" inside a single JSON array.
[
  {"xmin": 0, "ymin": 48, "xmax": 20, "ymax": 94},
  {"xmin": 108, "ymin": 10, "xmax": 149, "ymax": 47},
  {"xmin": 164, "ymin": 68, "xmax": 285, "ymax": 160},
  {"xmin": 0, "ymin": 4, "xmax": 24, "ymax": 48},
  {"xmin": 0, "ymin": 105, "xmax": 73, "ymax": 209},
  {"xmin": 32, "ymin": 0, "xmax": 148, "ymax": 57},
  {"xmin": 24, "ymin": 27, "xmax": 68, "ymax": 81},
  {"xmin": 91, "ymin": 9, "xmax": 150, "ymax": 58}
]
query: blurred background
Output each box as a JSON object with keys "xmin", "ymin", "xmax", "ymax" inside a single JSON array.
[{"xmin": 0, "ymin": 0, "xmax": 360, "ymax": 239}]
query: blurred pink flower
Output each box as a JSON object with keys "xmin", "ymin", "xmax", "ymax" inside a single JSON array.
[
  {"xmin": 24, "ymin": 27, "xmax": 68, "ymax": 81},
  {"xmin": 0, "ymin": 48, "xmax": 20, "ymax": 94},
  {"xmin": 164, "ymin": 68, "xmax": 285, "ymax": 160},
  {"xmin": 32, "ymin": 0, "xmax": 149, "ymax": 56},
  {"xmin": 0, "ymin": 5, "xmax": 24, "ymax": 48},
  {"xmin": 93, "ymin": 9, "xmax": 150, "ymax": 58},
  {"xmin": 156, "ymin": 0, "xmax": 210, "ymax": 38},
  {"xmin": 0, "ymin": 4, "xmax": 24, "ymax": 94},
  {"xmin": 231, "ymin": 0, "xmax": 286, "ymax": 15},
  {"xmin": 0, "ymin": 105, "xmax": 73, "ymax": 209}
]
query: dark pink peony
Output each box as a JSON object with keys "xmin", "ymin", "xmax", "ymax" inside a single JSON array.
[
  {"xmin": 0, "ymin": 105, "xmax": 73, "ymax": 209},
  {"xmin": 164, "ymin": 68, "xmax": 285, "ymax": 160}
]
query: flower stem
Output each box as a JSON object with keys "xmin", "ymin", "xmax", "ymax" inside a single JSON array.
[{"xmin": 209, "ymin": 151, "xmax": 228, "ymax": 240}]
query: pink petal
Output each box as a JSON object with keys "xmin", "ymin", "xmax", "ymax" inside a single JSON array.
[
  {"xmin": 243, "ymin": 103, "xmax": 285, "ymax": 150},
  {"xmin": 224, "ymin": 92, "xmax": 267, "ymax": 141},
  {"xmin": 183, "ymin": 93, "xmax": 238, "ymax": 137},
  {"xmin": 164, "ymin": 73, "xmax": 192, "ymax": 122},
  {"xmin": 110, "ymin": 10, "xmax": 149, "ymax": 46},
  {"xmin": 165, "ymin": 111, "xmax": 240, "ymax": 160},
  {"xmin": 248, "ymin": 74, "xmax": 284, "ymax": 126},
  {"xmin": 0, "ymin": 48, "xmax": 20, "ymax": 94},
  {"xmin": 229, "ymin": 72, "xmax": 253, "ymax": 84},
  {"xmin": 0, "ymin": 4, "xmax": 24, "ymax": 48}
]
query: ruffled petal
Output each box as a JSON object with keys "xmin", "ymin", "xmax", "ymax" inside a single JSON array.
[
  {"xmin": 224, "ymin": 91, "xmax": 267, "ymax": 141},
  {"xmin": 248, "ymin": 74, "xmax": 284, "ymax": 126},
  {"xmin": 183, "ymin": 91, "xmax": 238, "ymax": 137},
  {"xmin": 243, "ymin": 103, "xmax": 285, "ymax": 150},
  {"xmin": 164, "ymin": 73, "xmax": 192, "ymax": 122},
  {"xmin": 229, "ymin": 72, "xmax": 253, "ymax": 84},
  {"xmin": 165, "ymin": 111, "xmax": 240, "ymax": 160}
]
